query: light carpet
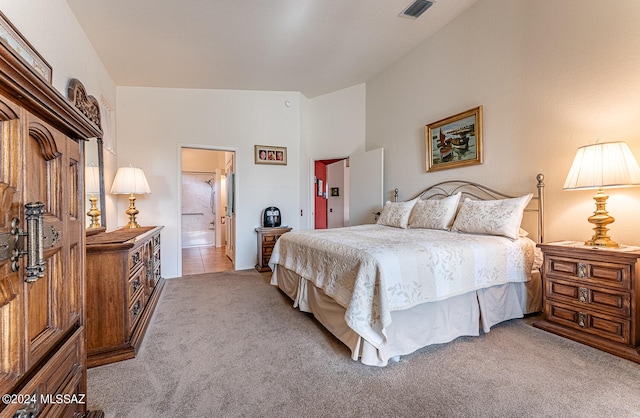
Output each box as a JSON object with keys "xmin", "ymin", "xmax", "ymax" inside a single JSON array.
[{"xmin": 88, "ymin": 269, "xmax": 640, "ymax": 417}]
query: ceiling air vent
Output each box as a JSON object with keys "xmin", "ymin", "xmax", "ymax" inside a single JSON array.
[{"xmin": 399, "ymin": 0, "xmax": 436, "ymax": 19}]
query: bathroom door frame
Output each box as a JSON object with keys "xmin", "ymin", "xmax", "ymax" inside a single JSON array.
[{"xmin": 178, "ymin": 144, "xmax": 237, "ymax": 275}]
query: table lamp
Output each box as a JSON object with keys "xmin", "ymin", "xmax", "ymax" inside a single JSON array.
[
  {"xmin": 563, "ymin": 141, "xmax": 640, "ymax": 247},
  {"xmin": 110, "ymin": 166, "xmax": 151, "ymax": 229},
  {"xmin": 85, "ymin": 165, "xmax": 102, "ymax": 228}
]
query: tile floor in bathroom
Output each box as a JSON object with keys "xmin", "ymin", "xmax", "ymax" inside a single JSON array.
[{"xmin": 181, "ymin": 245, "xmax": 234, "ymax": 276}]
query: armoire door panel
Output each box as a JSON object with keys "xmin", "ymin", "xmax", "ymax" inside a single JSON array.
[
  {"xmin": 0, "ymin": 96, "xmax": 24, "ymax": 397},
  {"xmin": 67, "ymin": 137, "xmax": 80, "ymax": 221},
  {"xmin": 0, "ymin": 37, "xmax": 102, "ymax": 415},
  {"xmin": 21, "ymin": 117, "xmax": 83, "ymax": 371},
  {"xmin": 26, "ymin": 248, "xmax": 66, "ymax": 368},
  {"xmin": 68, "ymin": 243, "xmax": 81, "ymax": 324}
]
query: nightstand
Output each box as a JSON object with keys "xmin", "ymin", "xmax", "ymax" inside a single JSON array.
[
  {"xmin": 534, "ymin": 241, "xmax": 640, "ymax": 363},
  {"xmin": 255, "ymin": 227, "xmax": 292, "ymax": 272}
]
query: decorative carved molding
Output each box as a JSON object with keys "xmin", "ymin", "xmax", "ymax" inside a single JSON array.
[
  {"xmin": 0, "ymin": 46, "xmax": 102, "ymax": 139},
  {"xmin": 0, "ymin": 99, "xmax": 17, "ymax": 121},
  {"xmin": 0, "ymin": 183, "xmax": 17, "ymax": 307},
  {"xmin": 0, "ymin": 267, "xmax": 16, "ymax": 307},
  {"xmin": 0, "ymin": 182, "xmax": 15, "ymax": 227},
  {"xmin": 29, "ymin": 122, "xmax": 61, "ymax": 161},
  {"xmin": 67, "ymin": 78, "xmax": 101, "ymax": 130}
]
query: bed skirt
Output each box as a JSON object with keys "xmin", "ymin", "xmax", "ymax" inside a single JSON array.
[{"xmin": 271, "ymin": 266, "xmax": 542, "ymax": 367}]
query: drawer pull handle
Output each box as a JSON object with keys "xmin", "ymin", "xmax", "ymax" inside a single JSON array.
[
  {"xmin": 579, "ymin": 287, "xmax": 588, "ymax": 303},
  {"xmin": 577, "ymin": 263, "xmax": 587, "ymax": 278},
  {"xmin": 132, "ymin": 300, "xmax": 141, "ymax": 317},
  {"xmin": 578, "ymin": 312, "xmax": 586, "ymax": 328}
]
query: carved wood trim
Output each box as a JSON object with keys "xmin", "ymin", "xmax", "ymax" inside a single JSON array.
[
  {"xmin": 0, "ymin": 183, "xmax": 17, "ymax": 307},
  {"xmin": 0, "ymin": 45, "xmax": 102, "ymax": 139},
  {"xmin": 0, "ymin": 99, "xmax": 18, "ymax": 121},
  {"xmin": 29, "ymin": 122, "xmax": 61, "ymax": 161},
  {"xmin": 67, "ymin": 78, "xmax": 101, "ymax": 130}
]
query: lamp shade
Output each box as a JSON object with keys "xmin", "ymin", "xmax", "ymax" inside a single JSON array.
[
  {"xmin": 563, "ymin": 141, "xmax": 640, "ymax": 190},
  {"xmin": 85, "ymin": 165, "xmax": 101, "ymax": 194},
  {"xmin": 110, "ymin": 166, "xmax": 151, "ymax": 195}
]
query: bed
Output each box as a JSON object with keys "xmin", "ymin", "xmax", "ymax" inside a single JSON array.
[{"xmin": 269, "ymin": 174, "xmax": 545, "ymax": 366}]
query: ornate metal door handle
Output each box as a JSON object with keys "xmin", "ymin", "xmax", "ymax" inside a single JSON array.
[
  {"xmin": 24, "ymin": 202, "xmax": 46, "ymax": 282},
  {"xmin": 1, "ymin": 202, "xmax": 58, "ymax": 282}
]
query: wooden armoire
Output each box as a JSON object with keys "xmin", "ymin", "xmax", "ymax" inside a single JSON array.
[{"xmin": 0, "ymin": 37, "xmax": 102, "ymax": 416}]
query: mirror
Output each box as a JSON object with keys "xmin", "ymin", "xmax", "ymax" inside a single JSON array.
[
  {"xmin": 85, "ymin": 137, "xmax": 106, "ymax": 230},
  {"xmin": 67, "ymin": 78, "xmax": 106, "ymax": 232}
]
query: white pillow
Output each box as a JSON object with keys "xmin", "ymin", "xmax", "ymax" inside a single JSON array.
[
  {"xmin": 409, "ymin": 192, "xmax": 461, "ymax": 230},
  {"xmin": 451, "ymin": 194, "xmax": 533, "ymax": 240},
  {"xmin": 376, "ymin": 199, "xmax": 417, "ymax": 229}
]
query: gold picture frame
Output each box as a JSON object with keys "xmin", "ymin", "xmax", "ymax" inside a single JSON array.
[
  {"xmin": 255, "ymin": 145, "xmax": 287, "ymax": 165},
  {"xmin": 426, "ymin": 106, "xmax": 483, "ymax": 172},
  {"xmin": 0, "ymin": 11, "xmax": 52, "ymax": 83}
]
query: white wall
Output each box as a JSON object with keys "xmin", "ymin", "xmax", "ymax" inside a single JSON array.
[
  {"xmin": 309, "ymin": 83, "xmax": 366, "ymax": 158},
  {"xmin": 0, "ymin": 0, "xmax": 115, "ymax": 105},
  {"xmin": 116, "ymin": 87, "xmax": 302, "ymax": 276},
  {"xmin": 1, "ymin": 0, "xmax": 119, "ymax": 228},
  {"xmin": 366, "ymin": 0, "xmax": 640, "ymax": 246}
]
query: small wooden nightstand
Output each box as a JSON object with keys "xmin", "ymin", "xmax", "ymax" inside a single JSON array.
[
  {"xmin": 255, "ymin": 227, "xmax": 292, "ymax": 272},
  {"xmin": 534, "ymin": 241, "xmax": 640, "ymax": 363}
]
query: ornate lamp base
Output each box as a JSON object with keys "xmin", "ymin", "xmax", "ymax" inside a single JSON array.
[
  {"xmin": 124, "ymin": 194, "xmax": 141, "ymax": 229},
  {"xmin": 585, "ymin": 188, "xmax": 618, "ymax": 247},
  {"xmin": 87, "ymin": 195, "xmax": 101, "ymax": 229}
]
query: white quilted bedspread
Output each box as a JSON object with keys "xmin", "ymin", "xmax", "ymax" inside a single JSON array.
[{"xmin": 269, "ymin": 224, "xmax": 534, "ymax": 348}]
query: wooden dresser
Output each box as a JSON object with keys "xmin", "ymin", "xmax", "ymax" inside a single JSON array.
[
  {"xmin": 534, "ymin": 241, "xmax": 640, "ymax": 363},
  {"xmin": 85, "ymin": 226, "xmax": 165, "ymax": 368},
  {"xmin": 255, "ymin": 227, "xmax": 292, "ymax": 272}
]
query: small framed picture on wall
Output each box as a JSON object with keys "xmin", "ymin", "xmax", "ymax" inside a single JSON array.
[{"xmin": 255, "ymin": 145, "xmax": 287, "ymax": 165}]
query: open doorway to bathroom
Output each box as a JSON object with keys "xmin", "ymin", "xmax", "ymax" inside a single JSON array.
[{"xmin": 181, "ymin": 147, "xmax": 235, "ymax": 275}]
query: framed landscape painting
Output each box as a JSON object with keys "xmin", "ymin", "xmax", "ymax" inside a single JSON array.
[{"xmin": 426, "ymin": 106, "xmax": 483, "ymax": 172}]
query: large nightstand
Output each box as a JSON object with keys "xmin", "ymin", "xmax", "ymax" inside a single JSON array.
[
  {"xmin": 534, "ymin": 241, "xmax": 640, "ymax": 363},
  {"xmin": 255, "ymin": 227, "xmax": 292, "ymax": 272}
]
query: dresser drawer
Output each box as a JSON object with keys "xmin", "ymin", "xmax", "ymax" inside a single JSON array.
[
  {"xmin": 545, "ymin": 300, "xmax": 631, "ymax": 345},
  {"xmin": 545, "ymin": 255, "xmax": 631, "ymax": 290},
  {"xmin": 262, "ymin": 234, "xmax": 279, "ymax": 245},
  {"xmin": 1, "ymin": 328, "xmax": 85, "ymax": 417},
  {"xmin": 127, "ymin": 268, "xmax": 146, "ymax": 304},
  {"xmin": 129, "ymin": 289, "xmax": 146, "ymax": 332},
  {"xmin": 546, "ymin": 278, "xmax": 631, "ymax": 318},
  {"xmin": 128, "ymin": 247, "xmax": 145, "ymax": 275}
]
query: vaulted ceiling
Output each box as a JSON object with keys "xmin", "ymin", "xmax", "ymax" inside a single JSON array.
[{"xmin": 66, "ymin": 0, "xmax": 478, "ymax": 98}]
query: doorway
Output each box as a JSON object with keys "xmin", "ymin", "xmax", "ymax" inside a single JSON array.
[
  {"xmin": 180, "ymin": 147, "xmax": 236, "ymax": 275},
  {"xmin": 314, "ymin": 158, "xmax": 349, "ymax": 229},
  {"xmin": 312, "ymin": 148, "xmax": 384, "ymax": 229}
]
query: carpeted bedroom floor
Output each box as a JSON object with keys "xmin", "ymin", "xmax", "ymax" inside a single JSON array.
[{"xmin": 87, "ymin": 269, "xmax": 640, "ymax": 418}]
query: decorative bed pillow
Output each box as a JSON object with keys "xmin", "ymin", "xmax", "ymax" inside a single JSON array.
[
  {"xmin": 376, "ymin": 199, "xmax": 417, "ymax": 229},
  {"xmin": 409, "ymin": 192, "xmax": 461, "ymax": 230},
  {"xmin": 451, "ymin": 194, "xmax": 533, "ymax": 240}
]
